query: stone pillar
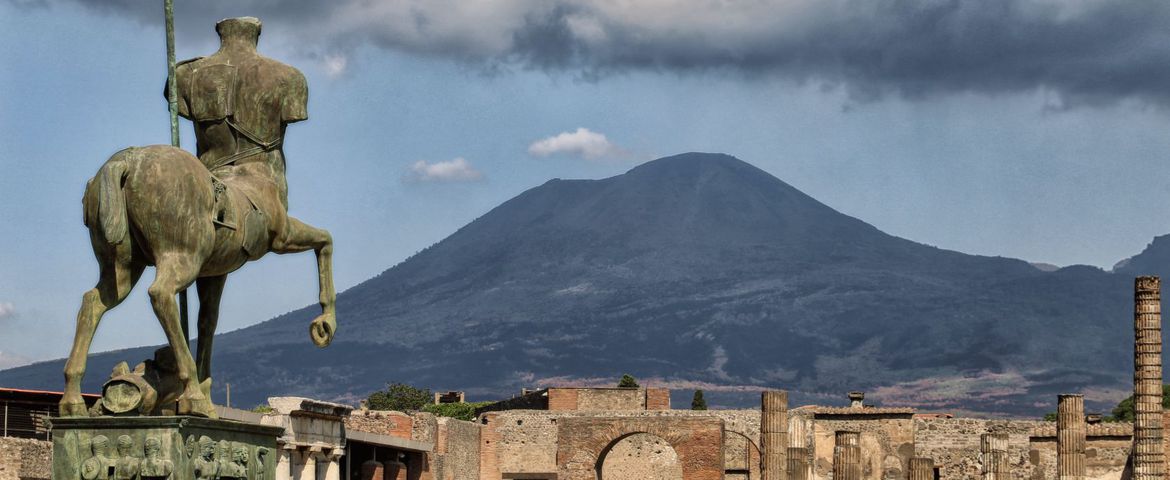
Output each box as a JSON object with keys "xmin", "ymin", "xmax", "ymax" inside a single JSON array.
[
  {"xmin": 323, "ymin": 451, "xmax": 343, "ymax": 480},
  {"xmin": 909, "ymin": 457, "xmax": 934, "ymax": 480},
  {"xmin": 1057, "ymin": 395, "xmax": 1086, "ymax": 480},
  {"xmin": 832, "ymin": 431, "xmax": 861, "ymax": 480},
  {"xmin": 761, "ymin": 390, "xmax": 789, "ymax": 480},
  {"xmin": 276, "ymin": 446, "xmax": 295, "ymax": 480},
  {"xmin": 786, "ymin": 416, "xmax": 808, "ymax": 480},
  {"xmin": 980, "ymin": 433, "xmax": 1010, "ymax": 480},
  {"xmin": 298, "ymin": 448, "xmax": 319, "ymax": 480},
  {"xmin": 360, "ymin": 460, "xmax": 383, "ymax": 480},
  {"xmin": 1134, "ymin": 276, "xmax": 1165, "ymax": 480}
]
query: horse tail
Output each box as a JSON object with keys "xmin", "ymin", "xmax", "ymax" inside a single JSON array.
[{"xmin": 96, "ymin": 148, "xmax": 134, "ymax": 245}]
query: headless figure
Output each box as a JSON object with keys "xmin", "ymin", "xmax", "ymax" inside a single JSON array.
[{"xmin": 167, "ymin": 16, "xmax": 308, "ymax": 210}]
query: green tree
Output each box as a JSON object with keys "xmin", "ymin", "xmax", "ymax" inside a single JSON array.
[
  {"xmin": 618, "ymin": 374, "xmax": 639, "ymax": 388},
  {"xmin": 691, "ymin": 390, "xmax": 708, "ymax": 410},
  {"xmin": 1108, "ymin": 385, "xmax": 1170, "ymax": 422},
  {"xmin": 1042, "ymin": 412, "xmax": 1057, "ymax": 422},
  {"xmin": 367, "ymin": 382, "xmax": 431, "ymax": 412},
  {"xmin": 421, "ymin": 401, "xmax": 495, "ymax": 421}
]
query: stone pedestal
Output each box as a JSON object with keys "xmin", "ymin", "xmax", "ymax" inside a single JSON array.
[{"xmin": 50, "ymin": 416, "xmax": 283, "ymax": 480}]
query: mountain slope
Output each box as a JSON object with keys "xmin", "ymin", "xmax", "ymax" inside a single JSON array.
[{"xmin": 0, "ymin": 153, "xmax": 1151, "ymax": 415}]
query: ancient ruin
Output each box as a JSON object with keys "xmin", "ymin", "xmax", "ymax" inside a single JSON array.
[{"xmin": 1134, "ymin": 276, "xmax": 1165, "ymax": 479}]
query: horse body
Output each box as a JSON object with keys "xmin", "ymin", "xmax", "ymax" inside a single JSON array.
[{"xmin": 62, "ymin": 144, "xmax": 335, "ymax": 418}]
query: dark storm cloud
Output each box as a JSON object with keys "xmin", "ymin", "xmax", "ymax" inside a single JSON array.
[{"xmin": 15, "ymin": 0, "xmax": 1170, "ymax": 106}]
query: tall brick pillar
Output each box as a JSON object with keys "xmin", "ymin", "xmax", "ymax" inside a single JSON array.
[
  {"xmin": 980, "ymin": 433, "xmax": 1010, "ymax": 480},
  {"xmin": 909, "ymin": 457, "xmax": 934, "ymax": 480},
  {"xmin": 1135, "ymin": 276, "xmax": 1165, "ymax": 480},
  {"xmin": 832, "ymin": 431, "xmax": 861, "ymax": 480},
  {"xmin": 786, "ymin": 415, "xmax": 808, "ymax": 480},
  {"xmin": 1057, "ymin": 394, "xmax": 1086, "ymax": 480},
  {"xmin": 761, "ymin": 390, "xmax": 789, "ymax": 480}
]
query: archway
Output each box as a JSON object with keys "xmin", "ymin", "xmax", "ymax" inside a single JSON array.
[
  {"xmin": 597, "ymin": 432, "xmax": 683, "ymax": 480},
  {"xmin": 723, "ymin": 431, "xmax": 760, "ymax": 480}
]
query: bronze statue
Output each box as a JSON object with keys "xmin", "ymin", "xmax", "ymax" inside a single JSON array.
[
  {"xmin": 114, "ymin": 435, "xmax": 141, "ymax": 480},
  {"xmin": 60, "ymin": 16, "xmax": 336, "ymax": 418},
  {"xmin": 140, "ymin": 437, "xmax": 174, "ymax": 480}
]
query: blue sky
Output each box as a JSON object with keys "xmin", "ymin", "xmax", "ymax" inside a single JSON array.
[{"xmin": 4, "ymin": 0, "xmax": 1170, "ymax": 368}]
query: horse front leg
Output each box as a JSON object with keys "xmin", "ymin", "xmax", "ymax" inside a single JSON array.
[
  {"xmin": 195, "ymin": 275, "xmax": 227, "ymax": 401},
  {"xmin": 272, "ymin": 216, "xmax": 336, "ymax": 347}
]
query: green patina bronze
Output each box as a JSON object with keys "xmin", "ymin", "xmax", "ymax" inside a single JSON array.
[
  {"xmin": 61, "ymin": 16, "xmax": 337, "ymax": 419},
  {"xmin": 50, "ymin": 416, "xmax": 282, "ymax": 480}
]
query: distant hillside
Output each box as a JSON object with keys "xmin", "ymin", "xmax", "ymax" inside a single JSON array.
[{"xmin": 0, "ymin": 153, "xmax": 1158, "ymax": 416}]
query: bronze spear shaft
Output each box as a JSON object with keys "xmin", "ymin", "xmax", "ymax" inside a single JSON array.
[{"xmin": 163, "ymin": 0, "xmax": 190, "ymax": 342}]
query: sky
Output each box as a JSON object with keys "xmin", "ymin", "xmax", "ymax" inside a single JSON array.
[{"xmin": 3, "ymin": 0, "xmax": 1170, "ymax": 369}]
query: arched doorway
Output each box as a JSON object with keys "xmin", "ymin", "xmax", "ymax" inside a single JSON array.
[
  {"xmin": 597, "ymin": 433, "xmax": 683, "ymax": 480},
  {"xmin": 723, "ymin": 431, "xmax": 761, "ymax": 480}
]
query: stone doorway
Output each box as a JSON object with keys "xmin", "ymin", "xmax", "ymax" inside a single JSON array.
[{"xmin": 597, "ymin": 433, "xmax": 682, "ymax": 480}]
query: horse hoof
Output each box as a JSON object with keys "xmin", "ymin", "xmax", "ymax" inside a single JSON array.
[
  {"xmin": 59, "ymin": 401, "xmax": 89, "ymax": 418},
  {"xmin": 309, "ymin": 314, "xmax": 336, "ymax": 348},
  {"xmin": 177, "ymin": 395, "xmax": 218, "ymax": 419}
]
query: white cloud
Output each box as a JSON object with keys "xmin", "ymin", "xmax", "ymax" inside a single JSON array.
[
  {"xmin": 0, "ymin": 302, "xmax": 14, "ymax": 319},
  {"xmin": 323, "ymin": 54, "xmax": 348, "ymax": 78},
  {"xmin": 528, "ymin": 128, "xmax": 625, "ymax": 161},
  {"xmin": 404, "ymin": 157, "xmax": 484, "ymax": 183}
]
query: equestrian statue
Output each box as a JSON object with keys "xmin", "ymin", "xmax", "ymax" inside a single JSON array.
[{"xmin": 60, "ymin": 17, "xmax": 336, "ymax": 418}]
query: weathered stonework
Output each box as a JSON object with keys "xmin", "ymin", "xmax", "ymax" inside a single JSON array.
[
  {"xmin": 0, "ymin": 437, "xmax": 52, "ymax": 480},
  {"xmin": 1056, "ymin": 395, "xmax": 1086, "ymax": 480},
  {"xmin": 908, "ymin": 457, "xmax": 934, "ymax": 480},
  {"xmin": 1134, "ymin": 276, "xmax": 1164, "ymax": 480},
  {"xmin": 555, "ymin": 416, "xmax": 723, "ymax": 480},
  {"xmin": 833, "ymin": 431, "xmax": 861, "ymax": 480},
  {"xmin": 979, "ymin": 433, "xmax": 1009, "ymax": 480},
  {"xmin": 762, "ymin": 390, "xmax": 788, "ymax": 480}
]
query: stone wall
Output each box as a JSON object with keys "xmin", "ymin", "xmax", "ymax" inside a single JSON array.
[
  {"xmin": 346, "ymin": 410, "xmax": 414, "ymax": 439},
  {"xmin": 0, "ymin": 437, "xmax": 52, "ymax": 480},
  {"xmin": 481, "ymin": 409, "xmax": 759, "ymax": 479},
  {"xmin": 598, "ymin": 432, "xmax": 684, "ymax": 480},
  {"xmin": 432, "ymin": 418, "xmax": 480, "ymax": 480},
  {"xmin": 556, "ymin": 416, "xmax": 723, "ymax": 480},
  {"xmin": 913, "ymin": 418, "xmax": 1039, "ymax": 480},
  {"xmin": 574, "ymin": 389, "xmax": 643, "ymax": 411},
  {"xmin": 809, "ymin": 414, "xmax": 915, "ymax": 480}
]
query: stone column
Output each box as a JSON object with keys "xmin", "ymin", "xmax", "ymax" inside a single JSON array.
[
  {"xmin": 761, "ymin": 390, "xmax": 789, "ymax": 480},
  {"xmin": 980, "ymin": 433, "xmax": 1010, "ymax": 480},
  {"xmin": 276, "ymin": 446, "xmax": 296, "ymax": 480},
  {"xmin": 786, "ymin": 415, "xmax": 808, "ymax": 480},
  {"xmin": 1134, "ymin": 276, "xmax": 1165, "ymax": 480},
  {"xmin": 323, "ymin": 451, "xmax": 343, "ymax": 480},
  {"xmin": 1057, "ymin": 395, "xmax": 1086, "ymax": 480},
  {"xmin": 909, "ymin": 457, "xmax": 934, "ymax": 480},
  {"xmin": 298, "ymin": 447, "xmax": 319, "ymax": 480},
  {"xmin": 832, "ymin": 431, "xmax": 861, "ymax": 480}
]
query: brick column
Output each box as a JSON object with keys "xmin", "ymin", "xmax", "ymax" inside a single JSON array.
[
  {"xmin": 909, "ymin": 457, "xmax": 934, "ymax": 480},
  {"xmin": 786, "ymin": 415, "xmax": 807, "ymax": 480},
  {"xmin": 1057, "ymin": 395, "xmax": 1086, "ymax": 480},
  {"xmin": 832, "ymin": 431, "xmax": 861, "ymax": 480},
  {"xmin": 1135, "ymin": 276, "xmax": 1165, "ymax": 480},
  {"xmin": 761, "ymin": 390, "xmax": 789, "ymax": 480},
  {"xmin": 980, "ymin": 433, "xmax": 1010, "ymax": 480}
]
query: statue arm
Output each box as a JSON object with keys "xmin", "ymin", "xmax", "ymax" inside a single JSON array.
[
  {"xmin": 280, "ymin": 68, "xmax": 308, "ymax": 123},
  {"xmin": 163, "ymin": 58, "xmax": 201, "ymax": 120}
]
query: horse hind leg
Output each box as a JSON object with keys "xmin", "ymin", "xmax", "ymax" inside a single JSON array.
[
  {"xmin": 272, "ymin": 217, "xmax": 336, "ymax": 347},
  {"xmin": 195, "ymin": 274, "xmax": 227, "ymax": 400},
  {"xmin": 60, "ymin": 244, "xmax": 144, "ymax": 416},
  {"xmin": 147, "ymin": 253, "xmax": 216, "ymax": 418}
]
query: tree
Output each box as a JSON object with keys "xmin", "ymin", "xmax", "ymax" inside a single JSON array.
[
  {"xmin": 1108, "ymin": 385, "xmax": 1170, "ymax": 422},
  {"xmin": 367, "ymin": 382, "xmax": 431, "ymax": 412},
  {"xmin": 618, "ymin": 374, "xmax": 639, "ymax": 388},
  {"xmin": 422, "ymin": 401, "xmax": 495, "ymax": 421},
  {"xmin": 691, "ymin": 390, "xmax": 708, "ymax": 410}
]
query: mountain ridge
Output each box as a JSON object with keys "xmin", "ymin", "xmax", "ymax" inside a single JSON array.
[{"xmin": 0, "ymin": 152, "xmax": 1157, "ymax": 416}]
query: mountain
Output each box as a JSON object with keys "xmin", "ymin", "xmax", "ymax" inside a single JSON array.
[{"xmin": 0, "ymin": 153, "xmax": 1157, "ymax": 416}]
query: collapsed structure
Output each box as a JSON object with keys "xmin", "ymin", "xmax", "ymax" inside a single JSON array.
[{"xmin": 1, "ymin": 277, "xmax": 1166, "ymax": 480}]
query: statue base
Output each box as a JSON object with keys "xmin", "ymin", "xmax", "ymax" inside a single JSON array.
[{"xmin": 50, "ymin": 416, "xmax": 283, "ymax": 480}]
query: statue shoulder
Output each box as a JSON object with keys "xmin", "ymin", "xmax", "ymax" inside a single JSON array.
[{"xmin": 267, "ymin": 60, "xmax": 308, "ymax": 123}]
